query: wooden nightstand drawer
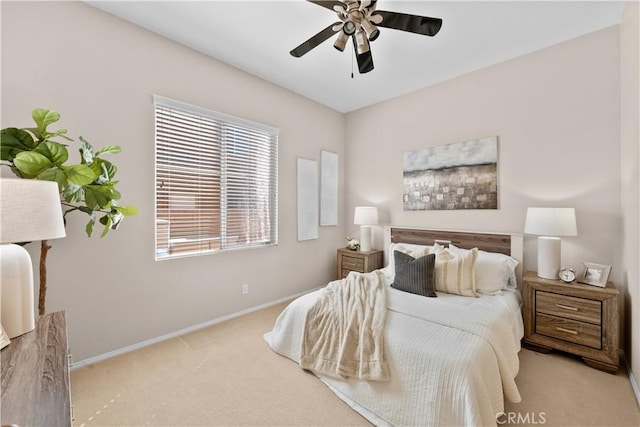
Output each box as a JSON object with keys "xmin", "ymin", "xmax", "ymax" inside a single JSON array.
[
  {"xmin": 536, "ymin": 313, "xmax": 602, "ymax": 349},
  {"xmin": 536, "ymin": 291, "xmax": 602, "ymax": 325},
  {"xmin": 341, "ymin": 255, "xmax": 364, "ymax": 272},
  {"xmin": 336, "ymin": 248, "xmax": 383, "ymax": 280}
]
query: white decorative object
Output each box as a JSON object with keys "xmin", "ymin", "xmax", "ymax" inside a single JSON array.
[
  {"xmin": 354, "ymin": 206, "xmax": 378, "ymax": 252},
  {"xmin": 0, "ymin": 179, "xmax": 66, "ymax": 338},
  {"xmin": 524, "ymin": 207, "xmax": 577, "ymax": 280},
  {"xmin": 320, "ymin": 151, "xmax": 338, "ymax": 226},
  {"xmin": 297, "ymin": 159, "xmax": 318, "ymax": 241}
]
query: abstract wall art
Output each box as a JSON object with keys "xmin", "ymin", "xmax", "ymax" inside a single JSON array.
[{"xmin": 403, "ymin": 136, "xmax": 498, "ymax": 211}]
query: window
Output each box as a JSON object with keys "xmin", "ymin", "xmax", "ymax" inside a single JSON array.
[{"xmin": 154, "ymin": 95, "xmax": 278, "ymax": 260}]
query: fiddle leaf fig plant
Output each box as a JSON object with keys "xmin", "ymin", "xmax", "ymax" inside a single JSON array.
[
  {"xmin": 1, "ymin": 108, "xmax": 138, "ymax": 314},
  {"xmin": 1, "ymin": 108, "xmax": 138, "ymax": 237}
]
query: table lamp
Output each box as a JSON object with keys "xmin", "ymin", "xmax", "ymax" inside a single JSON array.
[
  {"xmin": 524, "ymin": 207, "xmax": 577, "ymax": 280},
  {"xmin": 0, "ymin": 178, "xmax": 66, "ymax": 338},
  {"xmin": 354, "ymin": 206, "xmax": 378, "ymax": 252}
]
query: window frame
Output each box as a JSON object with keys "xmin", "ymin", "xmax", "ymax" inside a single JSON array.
[{"xmin": 154, "ymin": 95, "xmax": 279, "ymax": 261}]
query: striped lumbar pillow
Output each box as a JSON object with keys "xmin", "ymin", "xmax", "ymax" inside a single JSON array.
[
  {"xmin": 433, "ymin": 244, "xmax": 479, "ymax": 297},
  {"xmin": 391, "ymin": 251, "xmax": 437, "ymax": 298}
]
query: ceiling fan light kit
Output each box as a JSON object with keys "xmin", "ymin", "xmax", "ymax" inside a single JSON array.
[
  {"xmin": 334, "ymin": 31, "xmax": 350, "ymax": 51},
  {"xmin": 355, "ymin": 29, "xmax": 369, "ymax": 54},
  {"xmin": 291, "ymin": 0, "xmax": 443, "ymax": 74},
  {"xmin": 361, "ymin": 19, "xmax": 379, "ymax": 41}
]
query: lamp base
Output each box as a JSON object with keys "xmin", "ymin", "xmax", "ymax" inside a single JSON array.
[
  {"xmin": 360, "ymin": 225, "xmax": 372, "ymax": 252},
  {"xmin": 537, "ymin": 236, "xmax": 561, "ymax": 280},
  {"xmin": 0, "ymin": 244, "xmax": 36, "ymax": 338}
]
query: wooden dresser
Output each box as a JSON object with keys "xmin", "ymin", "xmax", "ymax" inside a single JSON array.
[
  {"xmin": 1, "ymin": 311, "xmax": 72, "ymax": 426},
  {"xmin": 337, "ymin": 247, "xmax": 384, "ymax": 279},
  {"xmin": 522, "ymin": 271, "xmax": 619, "ymax": 373}
]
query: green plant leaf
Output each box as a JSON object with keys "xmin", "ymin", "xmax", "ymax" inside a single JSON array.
[
  {"xmin": 63, "ymin": 184, "xmax": 84, "ymax": 203},
  {"xmin": 95, "ymin": 145, "xmax": 121, "ymax": 156},
  {"xmin": 64, "ymin": 164, "xmax": 97, "ymax": 185},
  {"xmin": 23, "ymin": 127, "xmax": 43, "ymax": 142},
  {"xmin": 85, "ymin": 185, "xmax": 115, "ymax": 209},
  {"xmin": 13, "ymin": 151, "xmax": 53, "ymax": 178},
  {"xmin": 90, "ymin": 158, "xmax": 118, "ymax": 185},
  {"xmin": 110, "ymin": 212, "xmax": 124, "ymax": 230},
  {"xmin": 35, "ymin": 141, "xmax": 69, "ymax": 166},
  {"xmin": 85, "ymin": 218, "xmax": 95, "ymax": 237},
  {"xmin": 0, "ymin": 128, "xmax": 37, "ymax": 161},
  {"xmin": 79, "ymin": 137, "xmax": 94, "ymax": 165},
  {"xmin": 39, "ymin": 167, "xmax": 69, "ymax": 190},
  {"xmin": 115, "ymin": 205, "xmax": 139, "ymax": 216},
  {"xmin": 43, "ymin": 128, "xmax": 72, "ymax": 141},
  {"xmin": 32, "ymin": 109, "xmax": 60, "ymax": 133},
  {"xmin": 98, "ymin": 214, "xmax": 112, "ymax": 237}
]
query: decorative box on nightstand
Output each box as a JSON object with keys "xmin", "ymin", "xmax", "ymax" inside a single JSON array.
[
  {"xmin": 337, "ymin": 248, "xmax": 383, "ymax": 279},
  {"xmin": 522, "ymin": 271, "xmax": 620, "ymax": 373}
]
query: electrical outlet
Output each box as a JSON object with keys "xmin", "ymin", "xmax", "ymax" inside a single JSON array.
[{"xmin": 242, "ymin": 284, "xmax": 249, "ymax": 294}]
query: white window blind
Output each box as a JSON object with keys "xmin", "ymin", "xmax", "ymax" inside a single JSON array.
[{"xmin": 154, "ymin": 95, "xmax": 278, "ymax": 260}]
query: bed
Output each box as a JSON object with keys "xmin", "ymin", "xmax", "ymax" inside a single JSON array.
[{"xmin": 264, "ymin": 227, "xmax": 524, "ymax": 427}]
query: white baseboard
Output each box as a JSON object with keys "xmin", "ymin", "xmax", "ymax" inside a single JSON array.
[
  {"xmin": 622, "ymin": 351, "xmax": 640, "ymax": 408},
  {"xmin": 70, "ymin": 288, "xmax": 319, "ymax": 370}
]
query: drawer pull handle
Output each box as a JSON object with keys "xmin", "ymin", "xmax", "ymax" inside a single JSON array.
[
  {"xmin": 556, "ymin": 327, "xmax": 578, "ymax": 335},
  {"xmin": 556, "ymin": 303, "xmax": 578, "ymax": 311}
]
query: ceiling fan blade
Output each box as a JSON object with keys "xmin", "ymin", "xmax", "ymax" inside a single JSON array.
[
  {"xmin": 307, "ymin": 0, "xmax": 344, "ymax": 11},
  {"xmin": 374, "ymin": 10, "xmax": 442, "ymax": 36},
  {"xmin": 290, "ymin": 22, "xmax": 341, "ymax": 57},
  {"xmin": 352, "ymin": 35, "xmax": 374, "ymax": 74}
]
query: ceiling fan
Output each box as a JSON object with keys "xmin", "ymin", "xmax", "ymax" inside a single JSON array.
[{"xmin": 290, "ymin": 0, "xmax": 443, "ymax": 74}]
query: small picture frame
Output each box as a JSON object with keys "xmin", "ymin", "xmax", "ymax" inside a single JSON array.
[
  {"xmin": 578, "ymin": 262, "xmax": 611, "ymax": 288},
  {"xmin": 0, "ymin": 324, "xmax": 10, "ymax": 350}
]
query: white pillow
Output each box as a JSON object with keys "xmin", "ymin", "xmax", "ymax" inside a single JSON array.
[
  {"xmin": 383, "ymin": 242, "xmax": 432, "ymax": 280},
  {"xmin": 432, "ymin": 243, "xmax": 478, "ymax": 297},
  {"xmin": 449, "ymin": 244, "xmax": 519, "ymax": 295}
]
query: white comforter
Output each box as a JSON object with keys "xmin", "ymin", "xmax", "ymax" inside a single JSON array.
[{"xmin": 264, "ymin": 274, "xmax": 524, "ymax": 427}]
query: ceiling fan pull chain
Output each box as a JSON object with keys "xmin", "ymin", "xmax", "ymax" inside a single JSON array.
[{"xmin": 351, "ymin": 43, "xmax": 354, "ymax": 78}]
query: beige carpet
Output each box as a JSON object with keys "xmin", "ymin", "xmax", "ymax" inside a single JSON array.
[{"xmin": 71, "ymin": 301, "xmax": 640, "ymax": 426}]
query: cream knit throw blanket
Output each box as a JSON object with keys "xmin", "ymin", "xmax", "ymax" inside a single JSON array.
[{"xmin": 300, "ymin": 270, "xmax": 389, "ymax": 382}]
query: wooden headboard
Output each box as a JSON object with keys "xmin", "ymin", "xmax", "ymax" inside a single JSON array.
[
  {"xmin": 390, "ymin": 227, "xmax": 511, "ymax": 255},
  {"xmin": 384, "ymin": 226, "xmax": 524, "ymax": 286}
]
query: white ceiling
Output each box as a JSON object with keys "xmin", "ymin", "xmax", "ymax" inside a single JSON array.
[{"xmin": 87, "ymin": 1, "xmax": 625, "ymax": 113}]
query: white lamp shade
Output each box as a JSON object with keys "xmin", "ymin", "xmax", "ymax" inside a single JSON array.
[
  {"xmin": 354, "ymin": 206, "xmax": 378, "ymax": 225},
  {"xmin": 524, "ymin": 207, "xmax": 577, "ymax": 237},
  {"xmin": 1, "ymin": 178, "xmax": 66, "ymax": 243}
]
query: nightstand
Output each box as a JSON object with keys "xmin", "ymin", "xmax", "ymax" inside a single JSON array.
[
  {"xmin": 337, "ymin": 248, "xmax": 383, "ymax": 279},
  {"xmin": 522, "ymin": 271, "xmax": 620, "ymax": 373}
]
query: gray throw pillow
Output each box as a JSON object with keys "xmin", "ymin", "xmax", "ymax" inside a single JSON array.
[{"xmin": 391, "ymin": 251, "xmax": 437, "ymax": 298}]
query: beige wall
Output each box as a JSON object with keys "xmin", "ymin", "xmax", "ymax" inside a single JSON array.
[
  {"xmin": 1, "ymin": 2, "xmax": 346, "ymax": 361},
  {"xmin": 345, "ymin": 27, "xmax": 622, "ymax": 287},
  {"xmin": 621, "ymin": 1, "xmax": 640, "ymax": 389}
]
